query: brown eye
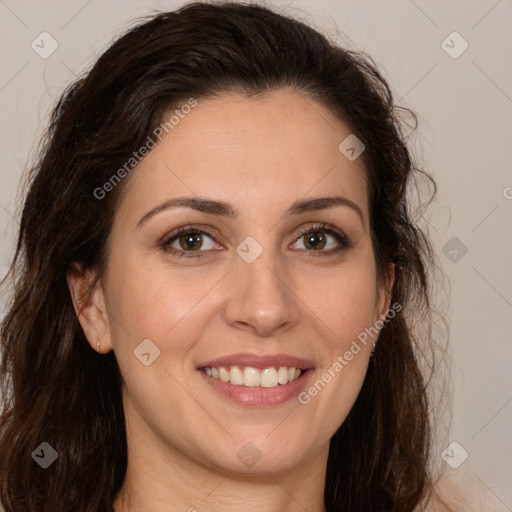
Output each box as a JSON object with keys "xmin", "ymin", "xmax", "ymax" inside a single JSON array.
[
  {"xmin": 160, "ymin": 226, "xmax": 219, "ymax": 258},
  {"xmin": 177, "ymin": 232, "xmax": 204, "ymax": 251},
  {"xmin": 303, "ymin": 231, "xmax": 327, "ymax": 250},
  {"xmin": 292, "ymin": 223, "xmax": 352, "ymax": 255},
  {"xmin": 159, "ymin": 223, "xmax": 352, "ymax": 260}
]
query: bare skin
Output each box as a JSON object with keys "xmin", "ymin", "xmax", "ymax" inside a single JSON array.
[{"xmin": 68, "ymin": 89, "xmax": 394, "ymax": 512}]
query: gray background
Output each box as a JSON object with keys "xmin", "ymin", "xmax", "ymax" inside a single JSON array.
[{"xmin": 1, "ymin": 0, "xmax": 511, "ymax": 508}]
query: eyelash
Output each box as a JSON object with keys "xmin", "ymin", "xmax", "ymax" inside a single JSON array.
[{"xmin": 159, "ymin": 223, "xmax": 352, "ymax": 259}]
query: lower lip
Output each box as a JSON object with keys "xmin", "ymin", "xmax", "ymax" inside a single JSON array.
[{"xmin": 198, "ymin": 369, "xmax": 313, "ymax": 407}]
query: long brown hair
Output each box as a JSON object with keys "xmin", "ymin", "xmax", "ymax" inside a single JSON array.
[{"xmin": 1, "ymin": 2, "xmax": 447, "ymax": 510}]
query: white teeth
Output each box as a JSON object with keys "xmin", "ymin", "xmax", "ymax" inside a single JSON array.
[
  {"xmin": 278, "ymin": 366, "xmax": 289, "ymax": 385},
  {"xmin": 219, "ymin": 367, "xmax": 230, "ymax": 383},
  {"xmin": 243, "ymin": 367, "xmax": 260, "ymax": 387},
  {"xmin": 230, "ymin": 365, "xmax": 244, "ymax": 385},
  {"xmin": 203, "ymin": 365, "xmax": 304, "ymax": 388},
  {"xmin": 260, "ymin": 367, "xmax": 278, "ymax": 388}
]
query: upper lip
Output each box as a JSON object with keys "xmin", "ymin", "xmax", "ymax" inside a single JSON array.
[{"xmin": 197, "ymin": 352, "xmax": 315, "ymax": 370}]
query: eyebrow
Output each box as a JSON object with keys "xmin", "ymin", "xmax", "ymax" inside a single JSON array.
[{"xmin": 136, "ymin": 195, "xmax": 365, "ymax": 228}]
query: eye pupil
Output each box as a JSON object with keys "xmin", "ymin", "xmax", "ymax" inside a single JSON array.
[
  {"xmin": 304, "ymin": 231, "xmax": 326, "ymax": 250},
  {"xmin": 180, "ymin": 233, "xmax": 202, "ymax": 250}
]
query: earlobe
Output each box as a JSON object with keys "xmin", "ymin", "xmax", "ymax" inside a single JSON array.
[{"xmin": 66, "ymin": 262, "xmax": 112, "ymax": 353}]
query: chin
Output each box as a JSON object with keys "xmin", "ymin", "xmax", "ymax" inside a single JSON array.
[{"xmin": 201, "ymin": 434, "xmax": 316, "ymax": 475}]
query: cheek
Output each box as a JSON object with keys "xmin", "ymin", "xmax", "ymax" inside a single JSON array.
[
  {"xmin": 114, "ymin": 276, "xmax": 207, "ymax": 337},
  {"xmin": 103, "ymin": 248, "xmax": 215, "ymax": 369},
  {"xmin": 300, "ymin": 273, "xmax": 377, "ymax": 437},
  {"xmin": 313, "ymin": 260, "xmax": 379, "ymax": 346}
]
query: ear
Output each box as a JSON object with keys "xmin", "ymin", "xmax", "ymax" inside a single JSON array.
[
  {"xmin": 66, "ymin": 262, "xmax": 113, "ymax": 353},
  {"xmin": 376, "ymin": 261, "xmax": 395, "ymax": 319}
]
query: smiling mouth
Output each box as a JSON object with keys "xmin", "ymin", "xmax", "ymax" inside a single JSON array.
[{"xmin": 201, "ymin": 365, "xmax": 306, "ymax": 388}]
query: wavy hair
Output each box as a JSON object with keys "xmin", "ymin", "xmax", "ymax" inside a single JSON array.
[{"xmin": 1, "ymin": 2, "xmax": 448, "ymax": 510}]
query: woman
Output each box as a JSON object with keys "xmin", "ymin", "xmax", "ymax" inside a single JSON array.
[{"xmin": 0, "ymin": 2, "xmax": 455, "ymax": 510}]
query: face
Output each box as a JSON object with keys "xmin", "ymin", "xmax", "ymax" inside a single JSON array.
[{"xmin": 71, "ymin": 89, "xmax": 393, "ymax": 476}]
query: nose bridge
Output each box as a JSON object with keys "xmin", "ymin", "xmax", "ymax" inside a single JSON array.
[{"xmin": 224, "ymin": 240, "xmax": 300, "ymax": 335}]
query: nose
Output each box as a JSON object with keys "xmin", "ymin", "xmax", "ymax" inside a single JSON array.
[{"xmin": 223, "ymin": 248, "xmax": 300, "ymax": 337}]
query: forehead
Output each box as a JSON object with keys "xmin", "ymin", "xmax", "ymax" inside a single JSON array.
[{"xmin": 118, "ymin": 89, "xmax": 369, "ymax": 224}]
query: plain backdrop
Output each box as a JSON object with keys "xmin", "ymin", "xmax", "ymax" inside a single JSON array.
[{"xmin": 0, "ymin": 0, "xmax": 511, "ymax": 508}]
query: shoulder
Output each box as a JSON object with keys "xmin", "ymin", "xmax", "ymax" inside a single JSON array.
[{"xmin": 417, "ymin": 469, "xmax": 493, "ymax": 512}]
